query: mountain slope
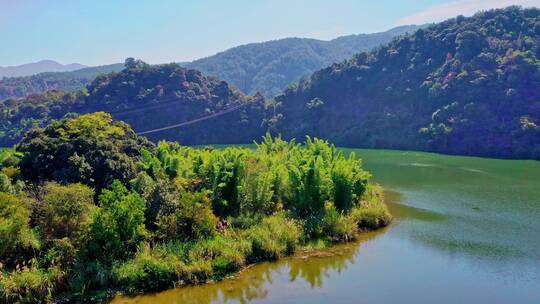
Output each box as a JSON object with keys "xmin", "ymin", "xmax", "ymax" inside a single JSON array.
[
  {"xmin": 0, "ymin": 63, "xmax": 124, "ymax": 100},
  {"xmin": 2, "ymin": 7, "xmax": 539, "ymax": 160},
  {"xmin": 0, "ymin": 60, "xmax": 86, "ymax": 78},
  {"xmin": 271, "ymin": 6, "xmax": 540, "ymax": 159},
  {"xmin": 187, "ymin": 25, "xmax": 421, "ymax": 96},
  {"xmin": 0, "ymin": 60, "xmax": 264, "ymax": 146},
  {"xmin": 0, "ymin": 26, "xmax": 420, "ymax": 101}
]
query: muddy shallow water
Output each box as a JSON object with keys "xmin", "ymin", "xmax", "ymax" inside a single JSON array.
[{"xmin": 112, "ymin": 149, "xmax": 540, "ymax": 304}]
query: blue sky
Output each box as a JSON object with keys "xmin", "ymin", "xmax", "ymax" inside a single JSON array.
[{"xmin": 1, "ymin": 0, "xmax": 538, "ymax": 66}]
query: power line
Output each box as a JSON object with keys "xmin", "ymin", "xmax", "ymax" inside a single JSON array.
[
  {"xmin": 110, "ymin": 98, "xmax": 190, "ymax": 116},
  {"xmin": 136, "ymin": 103, "xmax": 249, "ymax": 135}
]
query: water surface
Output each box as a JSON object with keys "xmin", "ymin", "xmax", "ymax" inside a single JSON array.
[{"xmin": 112, "ymin": 149, "xmax": 540, "ymax": 304}]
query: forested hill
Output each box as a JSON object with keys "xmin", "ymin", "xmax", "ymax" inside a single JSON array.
[
  {"xmin": 0, "ymin": 26, "xmax": 419, "ymax": 101},
  {"xmin": 0, "ymin": 63, "xmax": 124, "ymax": 101},
  {"xmin": 270, "ymin": 6, "xmax": 540, "ymax": 160},
  {"xmin": 2, "ymin": 7, "xmax": 539, "ymax": 160},
  {"xmin": 187, "ymin": 25, "xmax": 421, "ymax": 96},
  {"xmin": 0, "ymin": 59, "xmax": 264, "ymax": 146}
]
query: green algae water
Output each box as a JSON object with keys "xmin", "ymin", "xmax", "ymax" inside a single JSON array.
[{"xmin": 112, "ymin": 149, "xmax": 540, "ymax": 304}]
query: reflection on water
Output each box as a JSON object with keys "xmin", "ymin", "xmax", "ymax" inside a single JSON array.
[
  {"xmin": 113, "ymin": 229, "xmax": 388, "ymax": 304},
  {"xmin": 112, "ymin": 149, "xmax": 540, "ymax": 304}
]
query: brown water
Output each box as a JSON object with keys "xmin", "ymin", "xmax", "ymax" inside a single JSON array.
[{"xmin": 112, "ymin": 149, "xmax": 540, "ymax": 304}]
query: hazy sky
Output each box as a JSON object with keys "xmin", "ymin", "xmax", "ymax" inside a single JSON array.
[{"xmin": 1, "ymin": 0, "xmax": 538, "ymax": 66}]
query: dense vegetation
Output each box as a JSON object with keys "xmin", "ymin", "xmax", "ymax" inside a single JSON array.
[
  {"xmin": 0, "ymin": 113, "xmax": 389, "ymax": 302},
  {"xmin": 187, "ymin": 25, "xmax": 421, "ymax": 96},
  {"xmin": 0, "ymin": 59, "xmax": 265, "ymax": 146},
  {"xmin": 0, "ymin": 63, "xmax": 123, "ymax": 100},
  {"xmin": 271, "ymin": 6, "xmax": 540, "ymax": 159},
  {"xmin": 0, "ymin": 26, "xmax": 418, "ymax": 101}
]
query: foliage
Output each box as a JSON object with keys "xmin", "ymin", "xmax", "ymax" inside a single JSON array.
[
  {"xmin": 273, "ymin": 6, "xmax": 540, "ymax": 159},
  {"xmin": 0, "ymin": 26, "xmax": 418, "ymax": 101},
  {"xmin": 155, "ymin": 191, "xmax": 218, "ymax": 241},
  {"xmin": 187, "ymin": 25, "xmax": 420, "ymax": 96},
  {"xmin": 0, "ymin": 148, "xmax": 22, "ymax": 170},
  {"xmin": 0, "ymin": 265, "xmax": 63, "ymax": 303},
  {"xmin": 350, "ymin": 184, "xmax": 392, "ymax": 229},
  {"xmin": 0, "ymin": 60, "xmax": 265, "ymax": 147},
  {"xmin": 0, "ymin": 193, "xmax": 40, "ymax": 265},
  {"xmin": 85, "ymin": 181, "xmax": 148, "ymax": 263},
  {"xmin": 2, "ymin": 8, "xmax": 540, "ymax": 160},
  {"xmin": 0, "ymin": 63, "xmax": 123, "ymax": 100},
  {"xmin": 17, "ymin": 112, "xmax": 150, "ymax": 190},
  {"xmin": 35, "ymin": 183, "xmax": 95, "ymax": 243},
  {"xmin": 0, "ymin": 113, "xmax": 389, "ymax": 302},
  {"xmin": 244, "ymin": 213, "xmax": 301, "ymax": 260}
]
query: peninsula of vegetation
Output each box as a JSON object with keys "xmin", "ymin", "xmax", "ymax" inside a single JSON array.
[{"xmin": 0, "ymin": 112, "xmax": 390, "ymax": 303}]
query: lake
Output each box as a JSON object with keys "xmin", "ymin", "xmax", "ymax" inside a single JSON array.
[{"xmin": 111, "ymin": 149, "xmax": 540, "ymax": 304}]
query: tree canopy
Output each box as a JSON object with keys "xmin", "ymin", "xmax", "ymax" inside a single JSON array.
[{"xmin": 271, "ymin": 6, "xmax": 540, "ymax": 159}]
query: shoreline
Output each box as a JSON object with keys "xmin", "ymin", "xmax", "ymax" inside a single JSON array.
[{"xmin": 108, "ymin": 215, "xmax": 392, "ymax": 303}]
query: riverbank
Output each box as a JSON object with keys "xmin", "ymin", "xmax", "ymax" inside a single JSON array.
[
  {"xmin": 96, "ymin": 184, "xmax": 389, "ymax": 303},
  {"xmin": 0, "ymin": 114, "xmax": 391, "ymax": 303},
  {"xmin": 109, "ymin": 148, "xmax": 540, "ymax": 304}
]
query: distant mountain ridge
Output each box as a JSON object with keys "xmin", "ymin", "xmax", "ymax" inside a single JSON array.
[
  {"xmin": 0, "ymin": 60, "xmax": 86, "ymax": 78},
  {"xmin": 0, "ymin": 63, "xmax": 124, "ymax": 101},
  {"xmin": 0, "ymin": 25, "xmax": 421, "ymax": 100},
  {"xmin": 187, "ymin": 25, "xmax": 422, "ymax": 96}
]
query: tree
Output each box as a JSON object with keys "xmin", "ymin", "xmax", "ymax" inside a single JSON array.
[
  {"xmin": 36, "ymin": 183, "xmax": 95, "ymax": 242},
  {"xmin": 86, "ymin": 181, "xmax": 148, "ymax": 262},
  {"xmin": 0, "ymin": 193, "xmax": 39, "ymax": 264},
  {"xmin": 156, "ymin": 191, "xmax": 218, "ymax": 241},
  {"xmin": 18, "ymin": 112, "xmax": 151, "ymax": 190}
]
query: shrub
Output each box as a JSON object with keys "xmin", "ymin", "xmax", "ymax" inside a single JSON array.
[
  {"xmin": 114, "ymin": 244, "xmax": 213, "ymax": 292},
  {"xmin": 0, "ymin": 266, "xmax": 63, "ymax": 303},
  {"xmin": 86, "ymin": 181, "xmax": 148, "ymax": 263},
  {"xmin": 156, "ymin": 191, "xmax": 218, "ymax": 241},
  {"xmin": 189, "ymin": 233, "xmax": 251, "ymax": 277},
  {"xmin": 114, "ymin": 245, "xmax": 184, "ymax": 292},
  {"xmin": 0, "ymin": 174, "xmax": 14, "ymax": 194},
  {"xmin": 0, "ymin": 193, "xmax": 40, "ymax": 265},
  {"xmin": 246, "ymin": 213, "xmax": 301, "ymax": 260},
  {"xmin": 350, "ymin": 185, "xmax": 392, "ymax": 229},
  {"xmin": 321, "ymin": 205, "xmax": 357, "ymax": 241},
  {"xmin": 36, "ymin": 183, "xmax": 95, "ymax": 242},
  {"xmin": 331, "ymin": 154, "xmax": 370, "ymax": 212},
  {"xmin": 237, "ymin": 158, "xmax": 279, "ymax": 216},
  {"xmin": 207, "ymin": 149, "xmax": 245, "ymax": 217},
  {"xmin": 350, "ymin": 204, "xmax": 391, "ymax": 230}
]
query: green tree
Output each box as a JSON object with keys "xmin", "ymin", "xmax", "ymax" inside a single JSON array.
[
  {"xmin": 156, "ymin": 191, "xmax": 218, "ymax": 241},
  {"xmin": 0, "ymin": 193, "xmax": 40, "ymax": 264},
  {"xmin": 18, "ymin": 112, "xmax": 151, "ymax": 190},
  {"xmin": 36, "ymin": 183, "xmax": 95, "ymax": 242},
  {"xmin": 86, "ymin": 181, "xmax": 148, "ymax": 262}
]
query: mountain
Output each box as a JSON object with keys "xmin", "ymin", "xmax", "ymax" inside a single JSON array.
[
  {"xmin": 0, "ymin": 63, "xmax": 124, "ymax": 100},
  {"xmin": 0, "ymin": 60, "xmax": 86, "ymax": 78},
  {"xmin": 0, "ymin": 59, "xmax": 264, "ymax": 146},
  {"xmin": 187, "ymin": 25, "xmax": 422, "ymax": 96},
  {"xmin": 270, "ymin": 6, "xmax": 540, "ymax": 160},
  {"xmin": 2, "ymin": 7, "xmax": 539, "ymax": 160},
  {"xmin": 0, "ymin": 26, "xmax": 420, "ymax": 101}
]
